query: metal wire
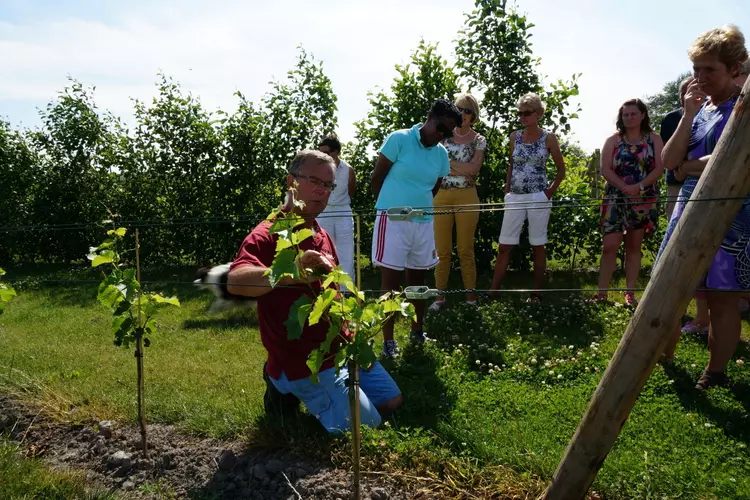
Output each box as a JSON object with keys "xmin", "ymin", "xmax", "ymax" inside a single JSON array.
[
  {"xmin": 0, "ymin": 194, "xmax": 746, "ymax": 234},
  {"xmin": 5, "ymin": 278, "xmax": 750, "ymax": 296}
]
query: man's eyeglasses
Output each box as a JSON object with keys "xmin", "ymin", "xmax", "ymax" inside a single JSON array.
[
  {"xmin": 293, "ymin": 174, "xmax": 336, "ymax": 191},
  {"xmin": 458, "ymin": 107, "xmax": 474, "ymax": 115},
  {"xmin": 517, "ymin": 110, "xmax": 536, "ymax": 117},
  {"xmin": 436, "ymin": 122, "xmax": 454, "ymax": 139}
]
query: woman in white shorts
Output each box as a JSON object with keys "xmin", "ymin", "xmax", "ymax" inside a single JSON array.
[{"xmin": 489, "ymin": 93, "xmax": 565, "ymax": 302}]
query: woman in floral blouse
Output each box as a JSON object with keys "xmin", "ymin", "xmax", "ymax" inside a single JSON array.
[
  {"xmin": 428, "ymin": 93, "xmax": 486, "ymax": 311},
  {"xmin": 588, "ymin": 99, "xmax": 664, "ymax": 306},
  {"xmin": 489, "ymin": 93, "xmax": 565, "ymax": 303}
]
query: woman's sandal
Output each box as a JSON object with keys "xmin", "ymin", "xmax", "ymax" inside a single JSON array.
[
  {"xmin": 526, "ymin": 294, "xmax": 542, "ymax": 304},
  {"xmin": 695, "ymin": 370, "xmax": 728, "ymax": 390},
  {"xmin": 624, "ymin": 292, "xmax": 638, "ymax": 307},
  {"xmin": 585, "ymin": 293, "xmax": 608, "ymax": 303}
]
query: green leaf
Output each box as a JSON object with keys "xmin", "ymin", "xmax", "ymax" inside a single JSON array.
[
  {"xmin": 0, "ymin": 286, "xmax": 16, "ymax": 302},
  {"xmin": 357, "ymin": 342, "xmax": 377, "ymax": 371},
  {"xmin": 308, "ymin": 288, "xmax": 337, "ymax": 326},
  {"xmin": 321, "ymin": 267, "xmax": 356, "ymax": 292},
  {"xmin": 285, "ymin": 295, "xmax": 312, "ymax": 340},
  {"xmin": 151, "ymin": 294, "xmax": 180, "ymax": 307},
  {"xmin": 306, "ymin": 350, "xmax": 325, "ymax": 383},
  {"xmin": 92, "ymin": 250, "xmax": 116, "ymax": 267},
  {"xmin": 275, "ymin": 238, "xmax": 293, "ymax": 253},
  {"xmin": 266, "ymin": 248, "xmax": 298, "ymax": 287},
  {"xmin": 268, "ymin": 215, "xmax": 305, "ymax": 234},
  {"xmin": 107, "ymin": 227, "xmax": 127, "ymax": 237},
  {"xmin": 291, "ymin": 228, "xmax": 313, "ymax": 246},
  {"xmin": 0, "ymin": 268, "xmax": 5, "ymax": 277},
  {"xmin": 97, "ymin": 283, "xmax": 124, "ymax": 310}
]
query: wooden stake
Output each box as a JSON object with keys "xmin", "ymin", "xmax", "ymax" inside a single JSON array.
[
  {"xmin": 543, "ymin": 80, "xmax": 750, "ymax": 499},
  {"xmin": 356, "ymin": 215, "xmax": 361, "ymax": 290},
  {"xmin": 348, "ymin": 360, "xmax": 361, "ymax": 500},
  {"xmin": 134, "ymin": 229, "xmax": 148, "ymax": 458}
]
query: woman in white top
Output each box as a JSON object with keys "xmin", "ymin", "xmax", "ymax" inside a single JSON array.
[{"xmin": 317, "ymin": 135, "xmax": 356, "ymax": 289}]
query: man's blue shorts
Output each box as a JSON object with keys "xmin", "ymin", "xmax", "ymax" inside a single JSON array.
[{"xmin": 268, "ymin": 361, "xmax": 401, "ymax": 434}]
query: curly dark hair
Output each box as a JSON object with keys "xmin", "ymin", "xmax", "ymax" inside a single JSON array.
[
  {"xmin": 317, "ymin": 134, "xmax": 341, "ymax": 154},
  {"xmin": 428, "ymin": 98, "xmax": 463, "ymax": 125},
  {"xmin": 616, "ymin": 98, "xmax": 652, "ymax": 136}
]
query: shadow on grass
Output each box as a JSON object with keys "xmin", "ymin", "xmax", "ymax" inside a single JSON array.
[
  {"xmin": 664, "ymin": 360, "xmax": 750, "ymax": 446},
  {"xmin": 382, "ymin": 340, "xmax": 457, "ymax": 433},
  {"xmin": 182, "ymin": 312, "xmax": 259, "ymax": 330}
]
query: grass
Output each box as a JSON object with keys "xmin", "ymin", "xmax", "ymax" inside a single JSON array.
[
  {"xmin": 0, "ymin": 437, "xmax": 115, "ymax": 500},
  {"xmin": 1, "ymin": 263, "xmax": 750, "ymax": 498}
]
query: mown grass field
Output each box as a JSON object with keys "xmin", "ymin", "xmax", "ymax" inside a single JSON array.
[{"xmin": 1, "ymin": 264, "xmax": 749, "ymax": 499}]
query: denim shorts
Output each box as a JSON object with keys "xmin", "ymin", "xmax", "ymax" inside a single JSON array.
[{"xmin": 268, "ymin": 361, "xmax": 401, "ymax": 434}]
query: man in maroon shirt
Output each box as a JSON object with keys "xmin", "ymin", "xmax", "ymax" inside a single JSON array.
[{"xmin": 227, "ymin": 150, "xmax": 403, "ymax": 433}]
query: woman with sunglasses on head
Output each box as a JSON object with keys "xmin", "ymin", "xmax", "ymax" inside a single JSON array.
[
  {"xmin": 371, "ymin": 98, "xmax": 463, "ymax": 357},
  {"xmin": 587, "ymin": 99, "xmax": 664, "ymax": 306},
  {"xmin": 428, "ymin": 93, "xmax": 486, "ymax": 311},
  {"xmin": 489, "ymin": 93, "xmax": 565, "ymax": 303},
  {"xmin": 657, "ymin": 25, "xmax": 748, "ymax": 390}
]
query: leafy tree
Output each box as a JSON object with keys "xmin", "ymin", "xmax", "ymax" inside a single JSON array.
[
  {"xmin": 454, "ymin": 0, "xmax": 581, "ymax": 269},
  {"xmin": 25, "ymin": 80, "xmax": 118, "ymax": 262},
  {"xmin": 0, "ymin": 121, "xmax": 40, "ymax": 262},
  {"xmin": 645, "ymin": 71, "xmax": 692, "ymax": 131}
]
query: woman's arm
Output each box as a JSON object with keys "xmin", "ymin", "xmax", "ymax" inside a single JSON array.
[
  {"xmin": 504, "ymin": 133, "xmax": 515, "ymax": 194},
  {"xmin": 663, "ymin": 80, "xmax": 705, "ymax": 170},
  {"xmin": 449, "ymin": 148, "xmax": 485, "ymax": 177},
  {"xmin": 674, "ymin": 155, "xmax": 710, "ymax": 182},
  {"xmin": 599, "ymin": 135, "xmax": 625, "ymax": 189},
  {"xmin": 371, "ymin": 154, "xmax": 394, "ymax": 198},
  {"xmin": 639, "ymin": 133, "xmax": 665, "ymax": 187},
  {"xmin": 348, "ymin": 166, "xmax": 356, "ymax": 198},
  {"xmin": 545, "ymin": 133, "xmax": 566, "ymax": 197}
]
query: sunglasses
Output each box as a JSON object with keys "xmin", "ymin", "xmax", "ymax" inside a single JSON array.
[
  {"xmin": 458, "ymin": 107, "xmax": 474, "ymax": 115},
  {"xmin": 293, "ymin": 174, "xmax": 336, "ymax": 191},
  {"xmin": 517, "ymin": 110, "xmax": 536, "ymax": 117},
  {"xmin": 436, "ymin": 122, "xmax": 454, "ymax": 139}
]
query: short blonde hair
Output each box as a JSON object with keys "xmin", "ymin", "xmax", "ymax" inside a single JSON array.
[
  {"xmin": 516, "ymin": 93, "xmax": 546, "ymax": 115},
  {"xmin": 688, "ymin": 24, "xmax": 748, "ymax": 69},
  {"xmin": 454, "ymin": 93, "xmax": 480, "ymax": 124}
]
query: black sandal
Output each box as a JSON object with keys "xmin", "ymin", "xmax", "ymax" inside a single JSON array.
[{"xmin": 695, "ymin": 370, "xmax": 728, "ymax": 390}]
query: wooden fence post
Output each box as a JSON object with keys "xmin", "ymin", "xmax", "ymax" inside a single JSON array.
[
  {"xmin": 587, "ymin": 149, "xmax": 602, "ymax": 199},
  {"xmin": 543, "ymin": 80, "xmax": 750, "ymax": 499}
]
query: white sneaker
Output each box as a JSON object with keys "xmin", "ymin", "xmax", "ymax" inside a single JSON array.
[
  {"xmin": 681, "ymin": 320, "xmax": 708, "ymax": 334},
  {"xmin": 428, "ymin": 300, "xmax": 445, "ymax": 312},
  {"xmin": 382, "ymin": 339, "xmax": 399, "ymax": 358}
]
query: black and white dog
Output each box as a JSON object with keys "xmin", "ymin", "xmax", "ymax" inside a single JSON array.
[{"xmin": 193, "ymin": 263, "xmax": 257, "ymax": 314}]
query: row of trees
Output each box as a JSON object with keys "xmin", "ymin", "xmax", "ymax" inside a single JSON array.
[{"xmin": 2, "ymin": 0, "xmax": 673, "ymax": 271}]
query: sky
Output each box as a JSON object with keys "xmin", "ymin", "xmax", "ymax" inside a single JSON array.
[{"xmin": 1, "ymin": 0, "xmax": 748, "ymax": 153}]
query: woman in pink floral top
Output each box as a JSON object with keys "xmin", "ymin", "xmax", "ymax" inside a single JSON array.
[{"xmin": 429, "ymin": 93, "xmax": 486, "ymax": 311}]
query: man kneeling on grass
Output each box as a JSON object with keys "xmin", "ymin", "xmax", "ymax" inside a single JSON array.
[{"xmin": 227, "ymin": 150, "xmax": 403, "ymax": 434}]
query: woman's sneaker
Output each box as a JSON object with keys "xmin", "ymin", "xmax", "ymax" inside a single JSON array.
[
  {"xmin": 382, "ymin": 339, "xmax": 399, "ymax": 358},
  {"xmin": 428, "ymin": 300, "xmax": 445, "ymax": 312},
  {"xmin": 681, "ymin": 320, "xmax": 708, "ymax": 335}
]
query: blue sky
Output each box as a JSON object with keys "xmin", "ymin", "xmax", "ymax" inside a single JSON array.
[{"xmin": 1, "ymin": 0, "xmax": 748, "ymax": 152}]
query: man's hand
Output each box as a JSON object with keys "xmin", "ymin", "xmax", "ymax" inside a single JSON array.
[{"xmin": 297, "ymin": 250, "xmax": 335, "ymax": 275}]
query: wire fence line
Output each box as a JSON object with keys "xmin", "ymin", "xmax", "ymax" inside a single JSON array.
[
  {"xmin": 0, "ymin": 194, "xmax": 745, "ymax": 234},
  {"xmin": 6, "ymin": 277, "xmax": 750, "ymax": 298}
]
